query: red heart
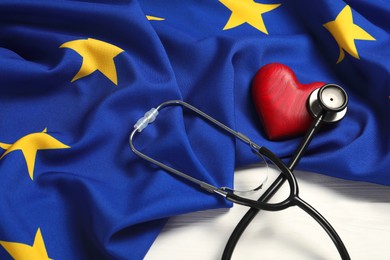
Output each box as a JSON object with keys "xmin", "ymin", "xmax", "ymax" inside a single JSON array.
[{"xmin": 252, "ymin": 63, "xmax": 324, "ymax": 140}]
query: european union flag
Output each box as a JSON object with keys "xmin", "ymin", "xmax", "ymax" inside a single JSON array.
[{"xmin": 0, "ymin": 0, "xmax": 389, "ymax": 259}]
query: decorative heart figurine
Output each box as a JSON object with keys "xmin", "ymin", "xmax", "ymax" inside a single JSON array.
[{"xmin": 252, "ymin": 63, "xmax": 324, "ymax": 140}]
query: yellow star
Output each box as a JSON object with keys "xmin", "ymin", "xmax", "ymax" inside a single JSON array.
[
  {"xmin": 0, "ymin": 128, "xmax": 70, "ymax": 180},
  {"xmin": 0, "ymin": 228, "xmax": 52, "ymax": 260},
  {"xmin": 146, "ymin": 15, "xmax": 165, "ymax": 21},
  {"xmin": 60, "ymin": 38, "xmax": 124, "ymax": 85},
  {"xmin": 323, "ymin": 5, "xmax": 375, "ymax": 63},
  {"xmin": 219, "ymin": 0, "xmax": 281, "ymax": 34}
]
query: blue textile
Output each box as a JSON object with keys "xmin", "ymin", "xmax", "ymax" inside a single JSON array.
[{"xmin": 0, "ymin": 0, "xmax": 389, "ymax": 259}]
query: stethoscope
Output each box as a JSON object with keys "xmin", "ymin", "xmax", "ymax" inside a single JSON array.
[{"xmin": 129, "ymin": 84, "xmax": 350, "ymax": 259}]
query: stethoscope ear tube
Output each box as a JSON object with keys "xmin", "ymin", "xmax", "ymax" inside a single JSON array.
[{"xmin": 130, "ymin": 100, "xmax": 301, "ymax": 211}]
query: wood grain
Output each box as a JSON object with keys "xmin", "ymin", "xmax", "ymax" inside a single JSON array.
[{"xmin": 146, "ymin": 166, "xmax": 390, "ymax": 259}]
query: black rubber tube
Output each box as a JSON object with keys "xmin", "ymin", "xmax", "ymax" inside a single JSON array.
[
  {"xmin": 293, "ymin": 197, "xmax": 350, "ymax": 259},
  {"xmin": 222, "ymin": 113, "xmax": 349, "ymax": 260}
]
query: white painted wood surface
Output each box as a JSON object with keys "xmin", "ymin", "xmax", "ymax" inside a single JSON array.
[{"xmin": 145, "ymin": 166, "xmax": 390, "ymax": 259}]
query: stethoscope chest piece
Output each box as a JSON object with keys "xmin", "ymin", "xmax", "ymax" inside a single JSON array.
[{"xmin": 308, "ymin": 84, "xmax": 348, "ymax": 123}]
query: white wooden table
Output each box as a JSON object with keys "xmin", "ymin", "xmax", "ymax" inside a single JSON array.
[{"xmin": 146, "ymin": 166, "xmax": 390, "ymax": 259}]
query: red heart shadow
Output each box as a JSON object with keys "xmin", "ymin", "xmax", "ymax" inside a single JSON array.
[{"xmin": 252, "ymin": 63, "xmax": 324, "ymax": 140}]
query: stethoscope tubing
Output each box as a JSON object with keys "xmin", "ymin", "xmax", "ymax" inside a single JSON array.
[
  {"xmin": 222, "ymin": 113, "xmax": 351, "ymax": 260},
  {"xmin": 130, "ymin": 99, "xmax": 350, "ymax": 260}
]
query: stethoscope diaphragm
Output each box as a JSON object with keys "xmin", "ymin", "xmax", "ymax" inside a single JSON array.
[{"xmin": 308, "ymin": 84, "xmax": 348, "ymax": 123}]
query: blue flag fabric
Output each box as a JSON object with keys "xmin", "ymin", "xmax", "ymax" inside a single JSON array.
[{"xmin": 0, "ymin": 0, "xmax": 389, "ymax": 259}]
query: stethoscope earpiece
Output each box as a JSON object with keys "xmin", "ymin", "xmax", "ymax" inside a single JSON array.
[{"xmin": 308, "ymin": 84, "xmax": 348, "ymax": 123}]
